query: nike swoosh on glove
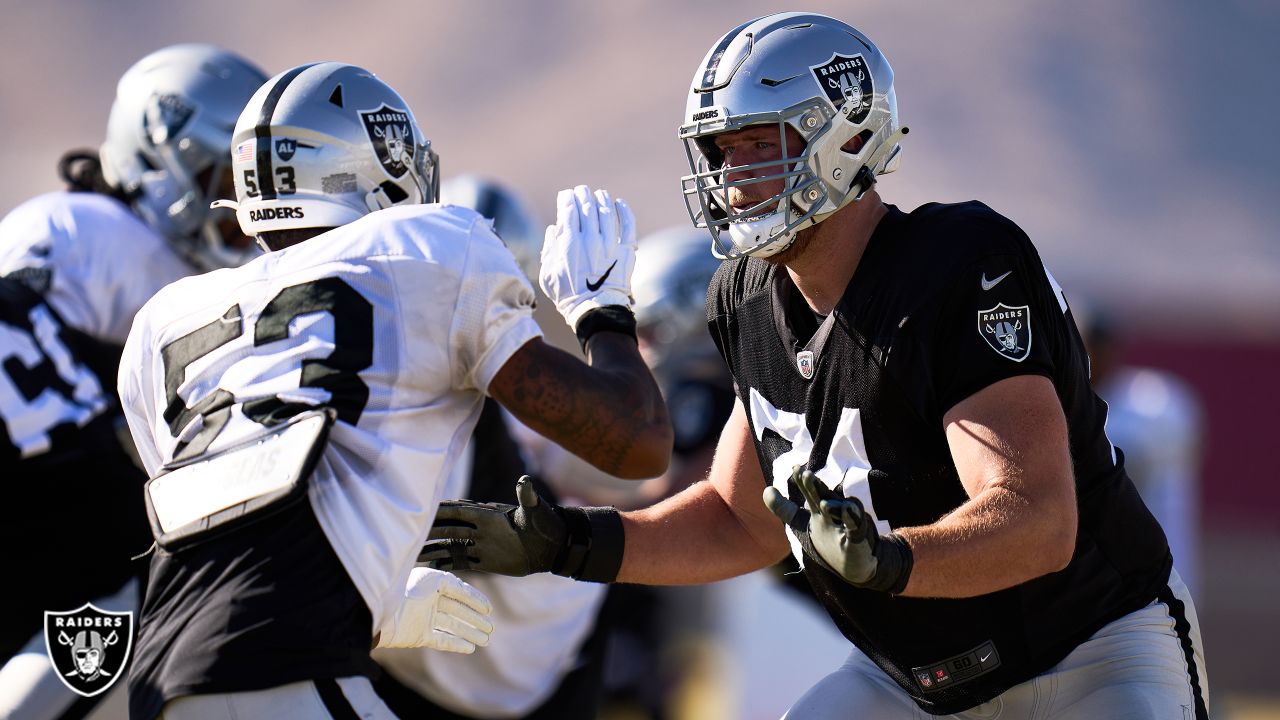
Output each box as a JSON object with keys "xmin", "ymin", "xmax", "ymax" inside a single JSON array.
[
  {"xmin": 376, "ymin": 567, "xmax": 495, "ymax": 653},
  {"xmin": 539, "ymin": 184, "xmax": 637, "ymax": 331}
]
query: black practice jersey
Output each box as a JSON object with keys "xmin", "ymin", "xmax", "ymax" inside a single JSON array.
[
  {"xmin": 1, "ymin": 278, "xmax": 149, "ymax": 658},
  {"xmin": 707, "ymin": 202, "xmax": 1171, "ymax": 715}
]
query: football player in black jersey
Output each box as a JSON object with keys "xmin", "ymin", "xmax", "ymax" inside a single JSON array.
[{"xmin": 424, "ymin": 12, "xmax": 1208, "ymax": 719}]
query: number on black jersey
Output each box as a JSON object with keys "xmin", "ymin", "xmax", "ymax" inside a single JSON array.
[{"xmin": 0, "ymin": 279, "xmax": 107, "ymax": 458}]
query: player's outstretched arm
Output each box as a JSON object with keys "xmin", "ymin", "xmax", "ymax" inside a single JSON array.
[
  {"xmin": 421, "ymin": 398, "xmax": 788, "ymax": 585},
  {"xmin": 490, "ymin": 184, "xmax": 671, "ymax": 479},
  {"xmin": 490, "ymin": 334, "xmax": 670, "ymax": 479},
  {"xmin": 617, "ymin": 397, "xmax": 791, "ymax": 584}
]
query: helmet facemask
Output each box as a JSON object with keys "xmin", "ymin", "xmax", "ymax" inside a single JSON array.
[
  {"xmin": 677, "ymin": 13, "xmax": 908, "ymax": 260},
  {"xmin": 99, "ymin": 45, "xmax": 269, "ymax": 271},
  {"xmin": 144, "ymin": 112, "xmax": 254, "ymax": 270},
  {"xmin": 681, "ymin": 105, "xmax": 831, "ymax": 260}
]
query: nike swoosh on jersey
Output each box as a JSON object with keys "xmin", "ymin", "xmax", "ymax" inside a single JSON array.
[
  {"xmin": 586, "ymin": 261, "xmax": 617, "ymax": 292},
  {"xmin": 980, "ymin": 270, "xmax": 1013, "ymax": 291}
]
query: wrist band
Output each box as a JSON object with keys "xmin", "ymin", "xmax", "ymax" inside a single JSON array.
[
  {"xmin": 576, "ymin": 506, "xmax": 625, "ymax": 583},
  {"xmin": 551, "ymin": 506, "xmax": 625, "ymax": 584},
  {"xmin": 575, "ymin": 306, "xmax": 637, "ymax": 353},
  {"xmin": 873, "ymin": 531, "xmax": 914, "ymax": 595}
]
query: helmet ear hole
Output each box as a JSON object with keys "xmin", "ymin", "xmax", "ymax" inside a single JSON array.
[
  {"xmin": 841, "ymin": 130, "xmax": 873, "ymax": 155},
  {"xmin": 379, "ymin": 181, "xmax": 409, "ymax": 204}
]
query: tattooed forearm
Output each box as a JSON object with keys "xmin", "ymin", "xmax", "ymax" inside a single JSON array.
[{"xmin": 489, "ymin": 334, "xmax": 672, "ymax": 478}]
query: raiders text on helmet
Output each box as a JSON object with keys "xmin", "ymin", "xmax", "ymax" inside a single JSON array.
[
  {"xmin": 217, "ymin": 62, "xmax": 439, "ymax": 238},
  {"xmin": 99, "ymin": 44, "xmax": 268, "ymax": 270},
  {"xmin": 678, "ymin": 13, "xmax": 908, "ymax": 258}
]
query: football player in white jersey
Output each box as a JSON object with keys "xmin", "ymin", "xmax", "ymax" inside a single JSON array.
[
  {"xmin": 117, "ymin": 63, "xmax": 671, "ymax": 720},
  {"xmin": 373, "ymin": 177, "xmax": 611, "ymax": 720},
  {"xmin": 0, "ymin": 45, "xmax": 267, "ymax": 720},
  {"xmin": 1081, "ymin": 308, "xmax": 1204, "ymax": 599}
]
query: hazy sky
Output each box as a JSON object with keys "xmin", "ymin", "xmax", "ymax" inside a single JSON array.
[{"xmin": 1, "ymin": 0, "xmax": 1276, "ymax": 338}]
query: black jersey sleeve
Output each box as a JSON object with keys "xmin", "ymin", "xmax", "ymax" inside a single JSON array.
[{"xmin": 925, "ymin": 225, "xmax": 1062, "ymax": 415}]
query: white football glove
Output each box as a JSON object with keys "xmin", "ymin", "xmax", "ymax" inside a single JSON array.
[
  {"xmin": 376, "ymin": 567, "xmax": 494, "ymax": 653},
  {"xmin": 539, "ymin": 185, "xmax": 637, "ymax": 331}
]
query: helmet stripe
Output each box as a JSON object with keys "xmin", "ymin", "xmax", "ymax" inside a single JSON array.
[
  {"xmin": 697, "ymin": 18, "xmax": 754, "ymax": 107},
  {"xmin": 254, "ymin": 63, "xmax": 319, "ymax": 201}
]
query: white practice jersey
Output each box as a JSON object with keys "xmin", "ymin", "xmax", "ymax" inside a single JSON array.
[
  {"xmin": 118, "ymin": 203, "xmax": 540, "ymax": 631},
  {"xmin": 375, "ymin": 423, "xmax": 607, "ymax": 717},
  {"xmin": 1099, "ymin": 367, "xmax": 1203, "ymax": 596},
  {"xmin": 0, "ymin": 192, "xmax": 195, "ymax": 345}
]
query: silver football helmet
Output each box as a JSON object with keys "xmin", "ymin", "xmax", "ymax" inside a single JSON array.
[
  {"xmin": 633, "ymin": 226, "xmax": 724, "ymax": 384},
  {"xmin": 440, "ymin": 175, "xmax": 540, "ymax": 279},
  {"xmin": 679, "ymin": 13, "xmax": 908, "ymax": 259},
  {"xmin": 218, "ymin": 62, "xmax": 438, "ymax": 239},
  {"xmin": 99, "ymin": 44, "xmax": 268, "ymax": 270}
]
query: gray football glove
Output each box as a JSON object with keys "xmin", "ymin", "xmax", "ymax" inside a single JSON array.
[
  {"xmin": 420, "ymin": 476, "xmax": 624, "ymax": 583},
  {"xmin": 763, "ymin": 465, "xmax": 913, "ymax": 594}
]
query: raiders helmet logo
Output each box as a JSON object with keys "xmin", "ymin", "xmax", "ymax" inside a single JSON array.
[
  {"xmin": 143, "ymin": 93, "xmax": 194, "ymax": 145},
  {"xmin": 809, "ymin": 53, "xmax": 874, "ymax": 124},
  {"xmin": 360, "ymin": 104, "xmax": 415, "ymax": 179},
  {"xmin": 44, "ymin": 604, "xmax": 134, "ymax": 697},
  {"xmin": 978, "ymin": 304, "xmax": 1032, "ymax": 362}
]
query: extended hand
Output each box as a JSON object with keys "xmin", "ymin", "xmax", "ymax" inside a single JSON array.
[
  {"xmin": 421, "ymin": 477, "xmax": 568, "ymax": 576},
  {"xmin": 375, "ymin": 567, "xmax": 494, "ymax": 653},
  {"xmin": 539, "ymin": 185, "xmax": 637, "ymax": 331},
  {"xmin": 763, "ymin": 466, "xmax": 913, "ymax": 594}
]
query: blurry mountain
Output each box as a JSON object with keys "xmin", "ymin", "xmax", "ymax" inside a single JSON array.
[{"xmin": 1, "ymin": 0, "xmax": 1275, "ymax": 338}]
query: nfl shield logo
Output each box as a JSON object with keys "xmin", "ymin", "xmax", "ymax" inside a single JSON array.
[
  {"xmin": 44, "ymin": 603, "xmax": 133, "ymax": 697},
  {"xmin": 360, "ymin": 104, "xmax": 416, "ymax": 179},
  {"xmin": 978, "ymin": 303, "xmax": 1032, "ymax": 362},
  {"xmin": 797, "ymin": 350, "xmax": 816, "ymax": 379}
]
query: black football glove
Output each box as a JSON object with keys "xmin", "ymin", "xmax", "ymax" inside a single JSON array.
[
  {"xmin": 420, "ymin": 476, "xmax": 624, "ymax": 583},
  {"xmin": 763, "ymin": 465, "xmax": 913, "ymax": 594}
]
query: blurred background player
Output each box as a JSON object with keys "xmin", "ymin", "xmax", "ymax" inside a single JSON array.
[
  {"xmin": 1080, "ymin": 305, "xmax": 1205, "ymax": 598},
  {"xmin": 0, "ymin": 44, "xmax": 267, "ymax": 719},
  {"xmin": 372, "ymin": 176, "xmax": 611, "ymax": 720},
  {"xmin": 599, "ymin": 226, "xmax": 735, "ymax": 720},
  {"xmin": 535, "ymin": 225, "xmax": 736, "ymax": 719}
]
